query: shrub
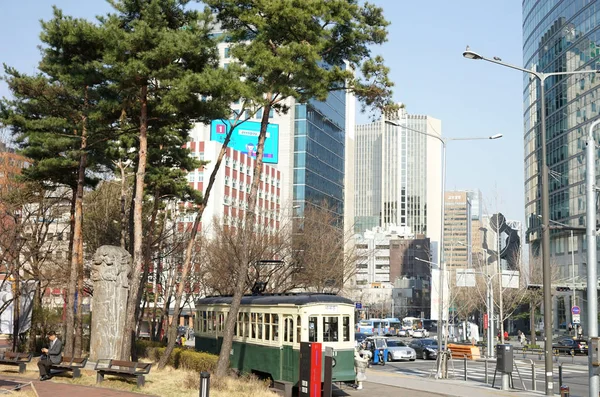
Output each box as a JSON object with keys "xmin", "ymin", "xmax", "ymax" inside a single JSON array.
[
  {"xmin": 178, "ymin": 350, "xmax": 218, "ymax": 372},
  {"xmin": 136, "ymin": 339, "xmax": 165, "ymax": 359}
]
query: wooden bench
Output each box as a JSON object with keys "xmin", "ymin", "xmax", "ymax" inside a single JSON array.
[
  {"xmin": 49, "ymin": 356, "xmax": 88, "ymax": 378},
  {"xmin": 0, "ymin": 352, "xmax": 32, "ymax": 373},
  {"xmin": 94, "ymin": 359, "xmax": 152, "ymax": 387},
  {"xmin": 448, "ymin": 344, "xmax": 481, "ymax": 360}
]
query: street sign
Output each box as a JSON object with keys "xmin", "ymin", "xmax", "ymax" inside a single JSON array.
[
  {"xmin": 355, "ymin": 302, "xmax": 362, "ymax": 309},
  {"xmin": 572, "ymin": 306, "xmax": 581, "ymax": 315},
  {"xmin": 573, "ymin": 313, "xmax": 581, "ymax": 324}
]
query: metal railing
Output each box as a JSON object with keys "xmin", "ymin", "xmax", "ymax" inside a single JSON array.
[{"xmin": 451, "ymin": 356, "xmax": 536, "ymax": 391}]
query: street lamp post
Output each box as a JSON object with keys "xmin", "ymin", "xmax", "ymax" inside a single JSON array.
[
  {"xmin": 586, "ymin": 119, "xmax": 600, "ymax": 397},
  {"xmin": 385, "ymin": 119, "xmax": 501, "ymax": 377},
  {"xmin": 536, "ymin": 215, "xmax": 577, "ymax": 316},
  {"xmin": 463, "ymin": 47, "xmax": 600, "ymax": 396}
]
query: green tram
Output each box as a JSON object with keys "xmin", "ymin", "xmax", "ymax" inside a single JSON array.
[{"xmin": 194, "ymin": 293, "xmax": 356, "ymax": 386}]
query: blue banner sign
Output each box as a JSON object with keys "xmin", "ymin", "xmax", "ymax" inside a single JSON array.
[{"xmin": 210, "ymin": 120, "xmax": 279, "ymax": 164}]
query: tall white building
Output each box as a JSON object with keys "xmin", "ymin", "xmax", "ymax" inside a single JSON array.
[{"xmin": 354, "ymin": 106, "xmax": 442, "ymax": 264}]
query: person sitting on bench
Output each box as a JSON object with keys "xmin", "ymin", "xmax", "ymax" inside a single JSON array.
[{"xmin": 37, "ymin": 331, "xmax": 62, "ymax": 381}]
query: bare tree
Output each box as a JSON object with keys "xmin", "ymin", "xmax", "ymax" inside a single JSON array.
[
  {"xmin": 289, "ymin": 203, "xmax": 358, "ymax": 293},
  {"xmin": 0, "ymin": 182, "xmax": 71, "ymax": 351}
]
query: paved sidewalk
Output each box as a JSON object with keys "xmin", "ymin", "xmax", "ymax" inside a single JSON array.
[
  {"xmin": 0, "ymin": 375, "xmax": 153, "ymax": 397},
  {"xmin": 355, "ymin": 369, "xmax": 546, "ymax": 397}
]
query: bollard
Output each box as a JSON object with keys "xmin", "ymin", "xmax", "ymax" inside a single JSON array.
[
  {"xmin": 484, "ymin": 359, "xmax": 488, "ymax": 384},
  {"xmin": 463, "ymin": 356, "xmax": 467, "ymax": 381},
  {"xmin": 558, "ymin": 364, "xmax": 563, "ymax": 389},
  {"xmin": 560, "ymin": 385, "xmax": 570, "ymax": 397},
  {"xmin": 531, "ymin": 361, "xmax": 536, "ymax": 391},
  {"xmin": 199, "ymin": 371, "xmax": 210, "ymax": 397}
]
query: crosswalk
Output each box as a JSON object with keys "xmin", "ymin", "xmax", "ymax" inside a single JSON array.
[{"xmin": 394, "ymin": 360, "xmax": 588, "ymax": 383}]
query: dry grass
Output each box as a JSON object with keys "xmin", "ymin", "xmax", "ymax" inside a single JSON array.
[{"xmin": 7, "ymin": 361, "xmax": 279, "ymax": 397}]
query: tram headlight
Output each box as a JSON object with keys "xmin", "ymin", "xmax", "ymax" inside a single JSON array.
[{"xmin": 331, "ymin": 358, "xmax": 336, "ymax": 367}]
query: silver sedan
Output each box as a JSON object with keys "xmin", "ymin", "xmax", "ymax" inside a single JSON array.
[{"xmin": 385, "ymin": 339, "xmax": 416, "ymax": 362}]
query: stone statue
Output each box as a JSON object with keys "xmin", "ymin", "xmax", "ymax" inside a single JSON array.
[{"xmin": 89, "ymin": 245, "xmax": 132, "ymax": 362}]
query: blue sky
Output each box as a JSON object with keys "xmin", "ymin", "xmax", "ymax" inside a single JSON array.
[{"xmin": 0, "ymin": 1, "xmax": 525, "ymax": 224}]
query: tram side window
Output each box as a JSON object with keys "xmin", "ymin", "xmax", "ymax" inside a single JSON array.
[
  {"xmin": 297, "ymin": 316, "xmax": 301, "ymax": 343},
  {"xmin": 243, "ymin": 313, "xmax": 250, "ymax": 338},
  {"xmin": 265, "ymin": 314, "xmax": 271, "ymax": 340},
  {"xmin": 208, "ymin": 311, "xmax": 215, "ymax": 331},
  {"xmin": 309, "ymin": 316, "xmax": 318, "ymax": 342},
  {"xmin": 235, "ymin": 312, "xmax": 243, "ymax": 337},
  {"xmin": 251, "ymin": 313, "xmax": 257, "ymax": 338},
  {"xmin": 218, "ymin": 313, "xmax": 225, "ymax": 332},
  {"xmin": 272, "ymin": 314, "xmax": 279, "ymax": 341},
  {"xmin": 258, "ymin": 313, "xmax": 264, "ymax": 339},
  {"xmin": 201, "ymin": 311, "xmax": 207, "ymax": 333},
  {"xmin": 323, "ymin": 316, "xmax": 339, "ymax": 342},
  {"xmin": 284, "ymin": 317, "xmax": 294, "ymax": 343},
  {"xmin": 342, "ymin": 316, "xmax": 350, "ymax": 341}
]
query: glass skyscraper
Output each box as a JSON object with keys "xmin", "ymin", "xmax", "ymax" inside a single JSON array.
[
  {"xmin": 293, "ymin": 91, "xmax": 347, "ymax": 219},
  {"xmin": 524, "ymin": 0, "xmax": 600, "ymax": 327}
]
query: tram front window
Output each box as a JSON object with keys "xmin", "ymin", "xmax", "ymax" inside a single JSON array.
[
  {"xmin": 324, "ymin": 317, "xmax": 339, "ymax": 342},
  {"xmin": 309, "ymin": 316, "xmax": 318, "ymax": 342},
  {"xmin": 342, "ymin": 316, "xmax": 350, "ymax": 341}
]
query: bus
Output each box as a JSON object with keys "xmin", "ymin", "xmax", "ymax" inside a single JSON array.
[
  {"xmin": 402, "ymin": 317, "xmax": 420, "ymax": 329},
  {"xmin": 356, "ymin": 318, "xmax": 401, "ymax": 336},
  {"xmin": 194, "ymin": 293, "xmax": 356, "ymax": 386}
]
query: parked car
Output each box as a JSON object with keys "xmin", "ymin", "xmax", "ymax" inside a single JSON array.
[
  {"xmin": 398, "ymin": 327, "xmax": 414, "ymax": 337},
  {"xmin": 385, "ymin": 339, "xmax": 416, "ymax": 362},
  {"xmin": 412, "ymin": 328, "xmax": 429, "ymax": 338},
  {"xmin": 552, "ymin": 337, "xmax": 588, "ymax": 355},
  {"xmin": 410, "ymin": 338, "xmax": 439, "ymax": 360}
]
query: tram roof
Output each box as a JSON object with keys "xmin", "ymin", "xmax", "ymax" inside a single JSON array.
[{"xmin": 197, "ymin": 293, "xmax": 353, "ymax": 306}]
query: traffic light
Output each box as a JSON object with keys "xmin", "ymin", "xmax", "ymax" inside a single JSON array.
[
  {"xmin": 527, "ymin": 284, "xmax": 542, "ymax": 290},
  {"xmin": 556, "ymin": 286, "xmax": 571, "ymax": 292}
]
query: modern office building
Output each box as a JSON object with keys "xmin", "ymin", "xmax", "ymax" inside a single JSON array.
[
  {"xmin": 444, "ymin": 191, "xmax": 472, "ymax": 269},
  {"xmin": 523, "ymin": 0, "xmax": 600, "ymax": 329},
  {"xmin": 354, "ymin": 106, "xmax": 443, "ymax": 264},
  {"xmin": 184, "ymin": 127, "xmax": 282, "ymax": 236},
  {"xmin": 354, "ymin": 225, "xmax": 414, "ymax": 286},
  {"xmin": 352, "ymin": 225, "xmax": 431, "ymax": 319}
]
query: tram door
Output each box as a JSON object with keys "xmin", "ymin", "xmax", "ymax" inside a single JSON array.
[{"xmin": 281, "ymin": 315, "xmax": 295, "ymax": 381}]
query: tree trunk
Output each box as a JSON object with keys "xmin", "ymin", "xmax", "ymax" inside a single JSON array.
[
  {"xmin": 151, "ymin": 211, "xmax": 168, "ymax": 342},
  {"xmin": 74, "ymin": 272, "xmax": 83, "ymax": 356},
  {"xmin": 157, "ymin": 204, "xmax": 204, "ymax": 369},
  {"xmin": 62, "ymin": 191, "xmax": 76, "ymax": 343},
  {"xmin": 158, "ymin": 114, "xmax": 242, "ymax": 369},
  {"xmin": 28, "ymin": 283, "xmax": 41, "ymax": 353},
  {"xmin": 119, "ymin": 160, "xmax": 128, "ymax": 249},
  {"xmin": 64, "ymin": 117, "xmax": 88, "ymax": 357},
  {"xmin": 135, "ymin": 190, "xmax": 160, "ymax": 341},
  {"xmin": 215, "ymin": 101, "xmax": 271, "ymax": 377},
  {"xmin": 127, "ymin": 175, "xmax": 136, "ymax": 255},
  {"xmin": 122, "ymin": 84, "xmax": 149, "ymax": 361}
]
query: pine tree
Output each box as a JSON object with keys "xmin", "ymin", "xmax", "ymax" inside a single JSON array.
[
  {"xmin": 204, "ymin": 0, "xmax": 397, "ymax": 376},
  {"xmin": 100, "ymin": 0, "xmax": 236, "ymax": 360},
  {"xmin": 0, "ymin": 7, "xmax": 114, "ymax": 356}
]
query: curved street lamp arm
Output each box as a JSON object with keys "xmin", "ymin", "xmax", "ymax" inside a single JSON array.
[
  {"xmin": 384, "ymin": 120, "xmax": 445, "ymax": 145},
  {"xmin": 384, "ymin": 120, "xmax": 501, "ymax": 142}
]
